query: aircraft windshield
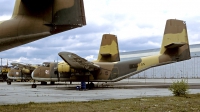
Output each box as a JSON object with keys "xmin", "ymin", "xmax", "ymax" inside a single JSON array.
[{"xmin": 42, "ymin": 64, "xmax": 50, "ymax": 67}]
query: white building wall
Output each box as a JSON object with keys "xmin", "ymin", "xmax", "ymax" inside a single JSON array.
[{"xmin": 130, "ymin": 57, "xmax": 200, "ymax": 79}]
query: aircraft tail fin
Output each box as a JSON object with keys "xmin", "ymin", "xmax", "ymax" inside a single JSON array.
[
  {"xmin": 96, "ymin": 34, "xmax": 120, "ymax": 62},
  {"xmin": 160, "ymin": 19, "xmax": 191, "ymax": 62}
]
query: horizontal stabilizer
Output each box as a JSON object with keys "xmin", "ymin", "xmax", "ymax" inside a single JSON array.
[
  {"xmin": 165, "ymin": 43, "xmax": 185, "ymax": 49},
  {"xmin": 58, "ymin": 52, "xmax": 100, "ymax": 71},
  {"xmin": 101, "ymin": 53, "xmax": 111, "ymax": 56}
]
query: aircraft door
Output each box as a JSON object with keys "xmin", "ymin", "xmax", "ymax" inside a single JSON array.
[
  {"xmin": 110, "ymin": 67, "xmax": 119, "ymax": 79},
  {"xmin": 49, "ymin": 63, "xmax": 58, "ymax": 81}
]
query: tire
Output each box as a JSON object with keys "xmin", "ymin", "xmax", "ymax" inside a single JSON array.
[
  {"xmin": 41, "ymin": 81, "xmax": 47, "ymax": 85},
  {"xmin": 86, "ymin": 83, "xmax": 94, "ymax": 89},
  {"xmin": 90, "ymin": 82, "xmax": 94, "ymax": 89},
  {"xmin": 50, "ymin": 81, "xmax": 55, "ymax": 85},
  {"xmin": 32, "ymin": 84, "xmax": 37, "ymax": 88},
  {"xmin": 7, "ymin": 81, "xmax": 11, "ymax": 85}
]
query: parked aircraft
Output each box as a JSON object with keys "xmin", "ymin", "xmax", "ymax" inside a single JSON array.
[
  {"xmin": 0, "ymin": 0, "xmax": 86, "ymax": 52},
  {"xmin": 7, "ymin": 62, "xmax": 41, "ymax": 85},
  {"xmin": 31, "ymin": 34, "xmax": 119, "ymax": 88},
  {"xmin": 0, "ymin": 66, "xmax": 11, "ymax": 81},
  {"xmin": 31, "ymin": 19, "xmax": 191, "ymax": 89}
]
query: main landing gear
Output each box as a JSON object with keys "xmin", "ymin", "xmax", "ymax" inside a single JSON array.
[
  {"xmin": 50, "ymin": 81, "xmax": 55, "ymax": 85},
  {"xmin": 7, "ymin": 79, "xmax": 12, "ymax": 85},
  {"xmin": 32, "ymin": 80, "xmax": 37, "ymax": 88},
  {"xmin": 86, "ymin": 82, "xmax": 95, "ymax": 89},
  {"xmin": 41, "ymin": 81, "xmax": 47, "ymax": 85},
  {"xmin": 77, "ymin": 82, "xmax": 95, "ymax": 90}
]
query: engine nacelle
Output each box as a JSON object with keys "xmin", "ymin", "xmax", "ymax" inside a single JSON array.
[
  {"xmin": 58, "ymin": 62, "xmax": 71, "ymax": 73},
  {"xmin": 22, "ymin": 68, "xmax": 30, "ymax": 74}
]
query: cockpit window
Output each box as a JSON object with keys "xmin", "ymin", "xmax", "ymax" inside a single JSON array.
[
  {"xmin": 14, "ymin": 66, "xmax": 19, "ymax": 70},
  {"xmin": 42, "ymin": 64, "xmax": 50, "ymax": 67}
]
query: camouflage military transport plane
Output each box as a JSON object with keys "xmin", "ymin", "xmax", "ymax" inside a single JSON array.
[
  {"xmin": 32, "ymin": 19, "xmax": 191, "ymax": 89},
  {"xmin": 0, "ymin": 66, "xmax": 11, "ymax": 82},
  {"xmin": 7, "ymin": 62, "xmax": 41, "ymax": 85},
  {"xmin": 0, "ymin": 0, "xmax": 86, "ymax": 51},
  {"xmin": 31, "ymin": 34, "xmax": 120, "ymax": 88}
]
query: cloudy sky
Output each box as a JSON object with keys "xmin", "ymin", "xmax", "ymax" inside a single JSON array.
[{"xmin": 0, "ymin": 0, "xmax": 200, "ymax": 65}]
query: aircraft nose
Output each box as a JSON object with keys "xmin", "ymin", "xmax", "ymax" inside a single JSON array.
[
  {"xmin": 7, "ymin": 70, "xmax": 14, "ymax": 78},
  {"xmin": 7, "ymin": 72, "xmax": 11, "ymax": 79},
  {"xmin": 31, "ymin": 70, "xmax": 35, "ymax": 79}
]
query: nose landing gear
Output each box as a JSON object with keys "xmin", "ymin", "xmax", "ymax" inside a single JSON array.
[
  {"xmin": 31, "ymin": 80, "xmax": 37, "ymax": 88},
  {"xmin": 7, "ymin": 79, "xmax": 12, "ymax": 85}
]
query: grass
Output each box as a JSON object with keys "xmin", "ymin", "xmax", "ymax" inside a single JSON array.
[{"xmin": 1, "ymin": 94, "xmax": 200, "ymax": 112}]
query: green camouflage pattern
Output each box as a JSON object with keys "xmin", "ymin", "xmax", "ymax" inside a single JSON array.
[
  {"xmin": 0, "ymin": 66, "xmax": 10, "ymax": 81},
  {"xmin": 32, "ymin": 19, "xmax": 191, "ymax": 83},
  {"xmin": 0, "ymin": 0, "xmax": 86, "ymax": 51},
  {"xmin": 7, "ymin": 63, "xmax": 40, "ymax": 80},
  {"xmin": 31, "ymin": 62, "xmax": 70, "ymax": 81},
  {"xmin": 96, "ymin": 34, "xmax": 120, "ymax": 62}
]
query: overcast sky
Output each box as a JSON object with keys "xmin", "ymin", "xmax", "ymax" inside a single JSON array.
[{"xmin": 0, "ymin": 0, "xmax": 200, "ymax": 65}]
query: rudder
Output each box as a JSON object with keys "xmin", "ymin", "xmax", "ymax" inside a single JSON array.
[
  {"xmin": 160, "ymin": 19, "xmax": 191, "ymax": 62},
  {"xmin": 97, "ymin": 34, "xmax": 120, "ymax": 62}
]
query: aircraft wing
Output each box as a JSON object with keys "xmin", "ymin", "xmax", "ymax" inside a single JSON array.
[
  {"xmin": 58, "ymin": 52, "xmax": 100, "ymax": 71},
  {"xmin": 11, "ymin": 62, "xmax": 36, "ymax": 70}
]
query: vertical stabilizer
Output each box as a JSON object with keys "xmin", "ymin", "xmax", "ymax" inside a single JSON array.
[
  {"xmin": 159, "ymin": 19, "xmax": 191, "ymax": 62},
  {"xmin": 97, "ymin": 34, "xmax": 120, "ymax": 62}
]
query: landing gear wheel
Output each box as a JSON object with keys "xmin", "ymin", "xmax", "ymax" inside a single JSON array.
[
  {"xmin": 2, "ymin": 76, "xmax": 7, "ymax": 82},
  {"xmin": 86, "ymin": 82, "xmax": 95, "ymax": 89},
  {"xmin": 7, "ymin": 79, "xmax": 11, "ymax": 85},
  {"xmin": 50, "ymin": 81, "xmax": 55, "ymax": 85},
  {"xmin": 86, "ymin": 84, "xmax": 89, "ymax": 89},
  {"xmin": 32, "ymin": 84, "xmax": 37, "ymax": 88},
  {"xmin": 7, "ymin": 81, "xmax": 11, "ymax": 85},
  {"xmin": 90, "ymin": 82, "xmax": 94, "ymax": 89},
  {"xmin": 41, "ymin": 81, "xmax": 47, "ymax": 85}
]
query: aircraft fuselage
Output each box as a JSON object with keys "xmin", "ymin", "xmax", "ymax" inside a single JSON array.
[{"xmin": 32, "ymin": 43, "xmax": 190, "ymax": 82}]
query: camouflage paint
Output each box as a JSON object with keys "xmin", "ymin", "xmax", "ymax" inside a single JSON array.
[
  {"xmin": 0, "ymin": 0, "xmax": 86, "ymax": 51},
  {"xmin": 97, "ymin": 34, "xmax": 120, "ymax": 62},
  {"xmin": 32, "ymin": 62, "xmax": 70, "ymax": 81},
  {"xmin": 0, "ymin": 66, "xmax": 11, "ymax": 80},
  {"xmin": 7, "ymin": 63, "xmax": 40, "ymax": 80},
  {"xmin": 32, "ymin": 19, "xmax": 191, "ymax": 83},
  {"xmin": 7, "ymin": 68, "xmax": 32, "ymax": 80}
]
